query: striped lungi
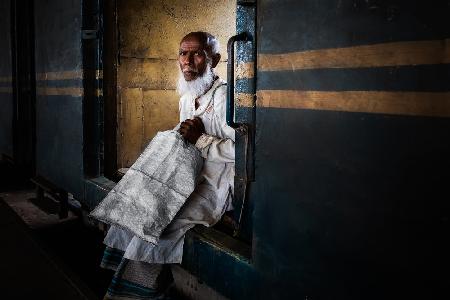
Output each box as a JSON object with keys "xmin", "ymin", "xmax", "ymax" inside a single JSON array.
[{"xmin": 100, "ymin": 247, "xmax": 171, "ymax": 300}]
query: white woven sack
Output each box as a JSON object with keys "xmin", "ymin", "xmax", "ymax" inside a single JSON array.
[{"xmin": 90, "ymin": 130, "xmax": 203, "ymax": 244}]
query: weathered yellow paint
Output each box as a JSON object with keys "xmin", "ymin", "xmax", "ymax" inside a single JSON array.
[
  {"xmin": 2, "ymin": 70, "xmax": 102, "ymax": 82},
  {"xmin": 34, "ymin": 87, "xmax": 103, "ymax": 97},
  {"xmin": 96, "ymin": 69, "xmax": 103, "ymax": 80},
  {"xmin": 0, "ymin": 87, "xmax": 12, "ymax": 93},
  {"xmin": 236, "ymin": 92, "xmax": 254, "ymax": 107},
  {"xmin": 36, "ymin": 70, "xmax": 83, "ymax": 81},
  {"xmin": 0, "ymin": 76, "xmax": 12, "ymax": 82},
  {"xmin": 117, "ymin": 0, "xmax": 236, "ymax": 166},
  {"xmin": 36, "ymin": 87, "xmax": 83, "ymax": 96},
  {"xmin": 236, "ymin": 62, "xmax": 254, "ymax": 79},
  {"xmin": 117, "ymin": 45, "xmax": 228, "ymax": 91},
  {"xmin": 118, "ymin": 58, "xmax": 179, "ymax": 90},
  {"xmin": 33, "ymin": 70, "xmax": 103, "ymax": 81},
  {"xmin": 215, "ymin": 63, "xmax": 227, "ymax": 83},
  {"xmin": 258, "ymin": 39, "xmax": 450, "ymax": 71},
  {"xmin": 117, "ymin": 88, "xmax": 144, "ymax": 168},
  {"xmin": 256, "ymin": 90, "xmax": 450, "ymax": 117},
  {"xmin": 142, "ymin": 90, "xmax": 180, "ymax": 146},
  {"xmin": 118, "ymin": 0, "xmax": 235, "ymax": 59}
]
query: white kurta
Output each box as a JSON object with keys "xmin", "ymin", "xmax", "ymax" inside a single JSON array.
[{"xmin": 104, "ymin": 78, "xmax": 235, "ymax": 264}]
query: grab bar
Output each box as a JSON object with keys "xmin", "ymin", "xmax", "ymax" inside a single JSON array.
[{"xmin": 226, "ymin": 32, "xmax": 250, "ymax": 128}]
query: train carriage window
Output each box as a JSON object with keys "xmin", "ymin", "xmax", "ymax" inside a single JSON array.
[{"xmin": 103, "ymin": 1, "xmax": 243, "ymax": 238}]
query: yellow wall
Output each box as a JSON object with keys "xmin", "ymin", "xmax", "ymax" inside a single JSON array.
[{"xmin": 117, "ymin": 0, "xmax": 236, "ymax": 167}]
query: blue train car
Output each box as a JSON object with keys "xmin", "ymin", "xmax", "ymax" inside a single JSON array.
[{"xmin": 0, "ymin": 0, "xmax": 449, "ymax": 299}]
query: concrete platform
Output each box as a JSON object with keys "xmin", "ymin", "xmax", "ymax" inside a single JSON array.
[
  {"xmin": 0, "ymin": 160, "xmax": 212, "ymax": 300},
  {"xmin": 0, "ymin": 198, "xmax": 98, "ymax": 299},
  {"xmin": 0, "ymin": 161, "xmax": 112, "ymax": 299}
]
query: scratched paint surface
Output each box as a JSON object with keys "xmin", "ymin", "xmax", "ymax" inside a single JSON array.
[{"xmin": 117, "ymin": 0, "xmax": 236, "ymax": 168}]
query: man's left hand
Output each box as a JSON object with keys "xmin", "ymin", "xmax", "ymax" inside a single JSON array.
[{"xmin": 178, "ymin": 117, "xmax": 205, "ymax": 144}]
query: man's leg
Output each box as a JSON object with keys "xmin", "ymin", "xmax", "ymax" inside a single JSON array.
[
  {"xmin": 100, "ymin": 246, "xmax": 125, "ymax": 272},
  {"xmin": 104, "ymin": 258, "xmax": 168, "ymax": 300},
  {"xmin": 122, "ymin": 187, "xmax": 225, "ymax": 264}
]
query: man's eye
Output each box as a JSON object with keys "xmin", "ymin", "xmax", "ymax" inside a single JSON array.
[{"xmin": 179, "ymin": 51, "xmax": 186, "ymax": 56}]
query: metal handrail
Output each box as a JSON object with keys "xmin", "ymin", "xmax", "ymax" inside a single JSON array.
[{"xmin": 226, "ymin": 32, "xmax": 250, "ymax": 128}]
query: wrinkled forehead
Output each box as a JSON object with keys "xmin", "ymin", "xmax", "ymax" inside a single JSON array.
[{"xmin": 179, "ymin": 34, "xmax": 209, "ymax": 52}]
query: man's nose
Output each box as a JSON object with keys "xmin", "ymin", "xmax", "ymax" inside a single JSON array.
[{"xmin": 181, "ymin": 53, "xmax": 194, "ymax": 66}]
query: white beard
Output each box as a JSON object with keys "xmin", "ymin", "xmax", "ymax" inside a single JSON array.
[{"xmin": 176, "ymin": 63, "xmax": 216, "ymax": 98}]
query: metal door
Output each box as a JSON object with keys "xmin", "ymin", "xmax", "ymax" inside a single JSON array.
[{"xmin": 250, "ymin": 0, "xmax": 450, "ymax": 299}]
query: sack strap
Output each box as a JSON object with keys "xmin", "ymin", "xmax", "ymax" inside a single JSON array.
[{"xmin": 209, "ymin": 81, "xmax": 227, "ymax": 107}]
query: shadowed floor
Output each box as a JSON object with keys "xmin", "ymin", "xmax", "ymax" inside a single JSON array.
[{"xmin": 0, "ymin": 160, "xmax": 113, "ymax": 299}]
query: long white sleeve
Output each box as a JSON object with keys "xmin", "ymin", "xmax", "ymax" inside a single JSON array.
[
  {"xmin": 194, "ymin": 82, "xmax": 235, "ymax": 163},
  {"xmin": 195, "ymin": 133, "xmax": 235, "ymax": 163}
]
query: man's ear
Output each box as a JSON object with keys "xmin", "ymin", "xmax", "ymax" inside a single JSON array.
[{"xmin": 211, "ymin": 53, "xmax": 221, "ymax": 68}]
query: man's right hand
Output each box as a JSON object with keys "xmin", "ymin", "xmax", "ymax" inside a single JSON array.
[{"xmin": 178, "ymin": 117, "xmax": 205, "ymax": 144}]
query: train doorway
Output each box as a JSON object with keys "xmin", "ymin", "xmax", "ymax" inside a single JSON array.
[{"xmin": 103, "ymin": 0, "xmax": 236, "ymax": 179}]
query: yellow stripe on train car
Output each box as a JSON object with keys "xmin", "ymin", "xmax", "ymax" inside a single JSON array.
[
  {"xmin": 255, "ymin": 90, "xmax": 450, "ymax": 117},
  {"xmin": 258, "ymin": 39, "xmax": 450, "ymax": 71},
  {"xmin": 35, "ymin": 87, "xmax": 103, "ymax": 97}
]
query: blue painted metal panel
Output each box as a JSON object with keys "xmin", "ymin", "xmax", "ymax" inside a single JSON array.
[
  {"xmin": 182, "ymin": 230, "xmax": 258, "ymax": 300},
  {"xmin": 34, "ymin": 0, "xmax": 84, "ymax": 199},
  {"xmin": 233, "ymin": 3, "xmax": 256, "ymax": 242},
  {"xmin": 36, "ymin": 79, "xmax": 83, "ymax": 89},
  {"xmin": 251, "ymin": 0, "xmax": 450, "ymax": 298},
  {"xmin": 235, "ymin": 4, "xmax": 256, "ymax": 124},
  {"xmin": 0, "ymin": 0, "xmax": 13, "ymax": 158},
  {"xmin": 259, "ymin": 0, "xmax": 450, "ymax": 54},
  {"xmin": 252, "ymin": 108, "xmax": 450, "ymax": 299},
  {"xmin": 36, "ymin": 95, "xmax": 84, "ymax": 199},
  {"xmin": 81, "ymin": 0, "xmax": 103, "ymax": 178},
  {"xmin": 258, "ymin": 64, "xmax": 450, "ymax": 92},
  {"xmin": 84, "ymin": 177, "xmax": 115, "ymax": 210},
  {"xmin": 34, "ymin": 0, "xmax": 82, "ymax": 73}
]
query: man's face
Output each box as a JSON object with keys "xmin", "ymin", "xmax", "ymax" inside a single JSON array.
[{"xmin": 178, "ymin": 35, "xmax": 208, "ymax": 81}]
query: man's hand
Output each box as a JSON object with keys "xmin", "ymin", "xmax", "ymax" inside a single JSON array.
[{"xmin": 178, "ymin": 117, "xmax": 205, "ymax": 144}]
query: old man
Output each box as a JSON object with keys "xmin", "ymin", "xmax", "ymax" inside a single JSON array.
[{"xmin": 101, "ymin": 31, "xmax": 235, "ymax": 299}]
